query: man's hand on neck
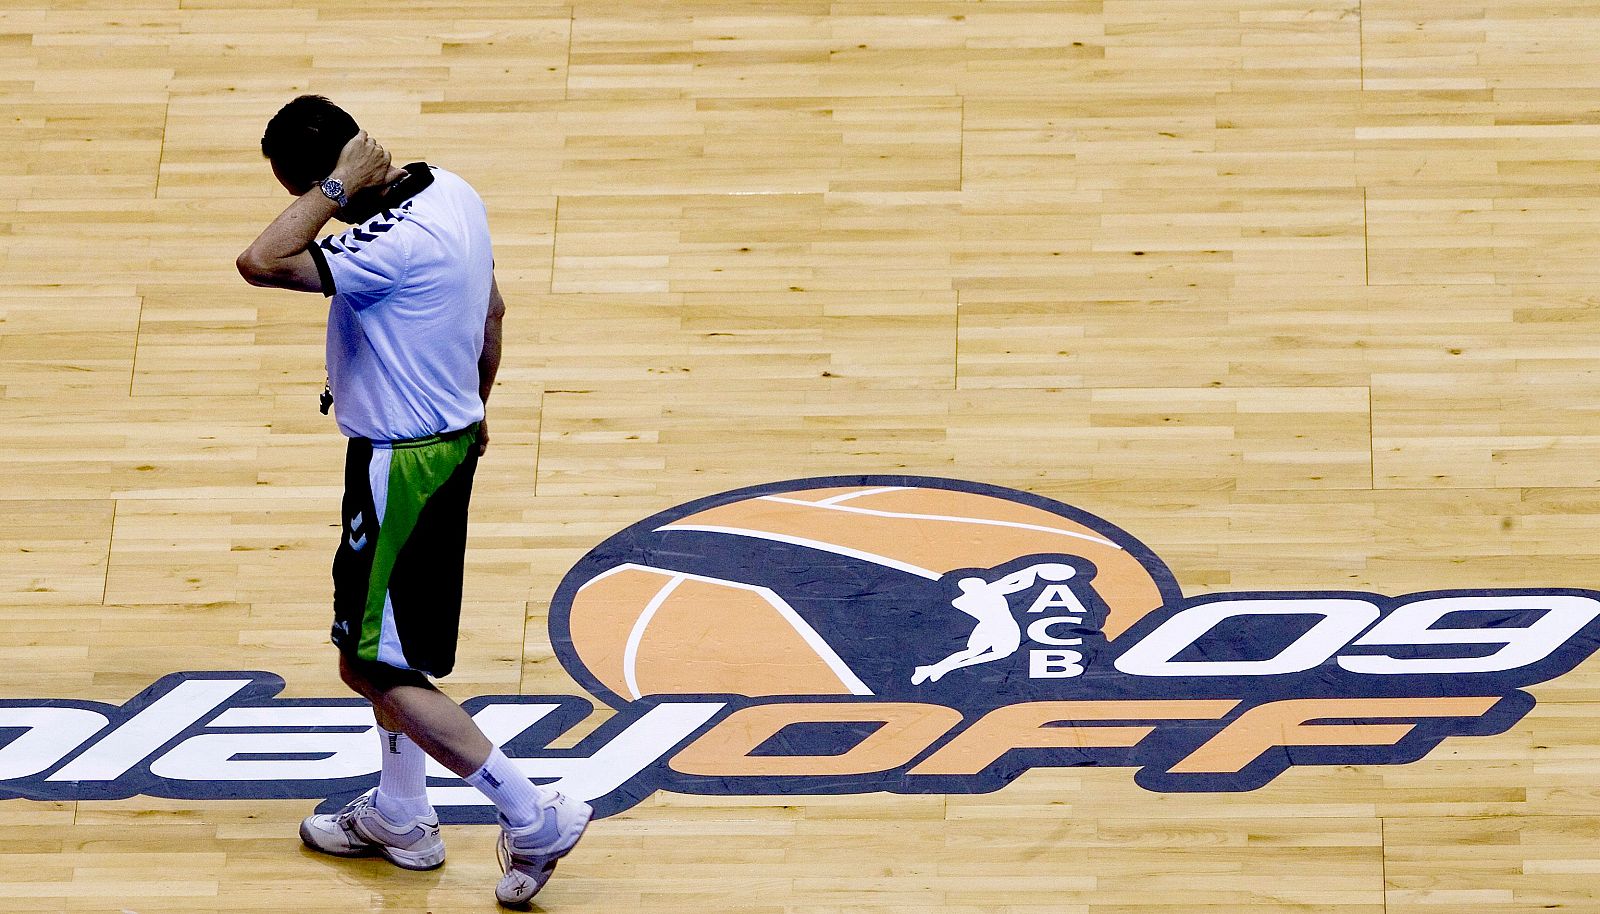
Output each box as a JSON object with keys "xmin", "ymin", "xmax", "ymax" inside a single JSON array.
[{"xmin": 326, "ymin": 131, "xmax": 399, "ymax": 198}]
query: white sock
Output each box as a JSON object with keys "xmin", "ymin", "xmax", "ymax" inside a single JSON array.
[
  {"xmin": 464, "ymin": 746, "xmax": 549, "ymax": 830},
  {"xmin": 372, "ymin": 726, "xmax": 433, "ymax": 823}
]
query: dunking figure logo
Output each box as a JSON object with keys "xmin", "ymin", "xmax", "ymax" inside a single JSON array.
[{"xmin": 911, "ymin": 563, "xmax": 1085, "ymax": 685}]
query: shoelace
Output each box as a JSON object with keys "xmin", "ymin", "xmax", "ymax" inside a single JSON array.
[
  {"xmin": 338, "ymin": 791, "xmax": 375, "ymax": 826},
  {"xmin": 334, "ymin": 791, "xmax": 382, "ymax": 845},
  {"xmin": 496, "ymin": 831, "xmax": 514, "ymax": 876}
]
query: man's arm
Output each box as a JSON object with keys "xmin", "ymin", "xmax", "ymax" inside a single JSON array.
[
  {"xmin": 236, "ymin": 131, "xmax": 393, "ymax": 292},
  {"xmin": 235, "ymin": 191, "xmax": 340, "ymax": 292},
  {"xmin": 476, "ymin": 274, "xmax": 505, "ymax": 456}
]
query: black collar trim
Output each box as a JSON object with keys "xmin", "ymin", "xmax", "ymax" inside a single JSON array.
[
  {"xmin": 339, "ymin": 162, "xmax": 434, "ymax": 224},
  {"xmin": 385, "ymin": 161, "xmax": 434, "ymax": 207}
]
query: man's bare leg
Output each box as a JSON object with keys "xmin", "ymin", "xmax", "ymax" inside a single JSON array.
[
  {"xmin": 324, "ymin": 654, "xmax": 592, "ymax": 907},
  {"xmin": 339, "ymin": 653, "xmax": 491, "ymax": 777},
  {"xmin": 337, "ymin": 651, "xmax": 565, "ymax": 841}
]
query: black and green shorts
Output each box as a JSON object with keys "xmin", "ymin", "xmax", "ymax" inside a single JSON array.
[{"xmin": 331, "ymin": 423, "xmax": 479, "ymax": 678}]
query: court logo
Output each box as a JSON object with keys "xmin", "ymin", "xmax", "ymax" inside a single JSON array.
[
  {"xmin": 4, "ymin": 475, "xmax": 1599, "ymax": 822},
  {"xmin": 549, "ymin": 475, "xmax": 1600, "ymax": 809},
  {"xmin": 555, "ymin": 476, "xmax": 1172, "ymax": 709}
]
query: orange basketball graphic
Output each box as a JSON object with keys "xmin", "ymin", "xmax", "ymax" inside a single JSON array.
[{"xmin": 551, "ymin": 477, "xmax": 1179, "ymax": 706}]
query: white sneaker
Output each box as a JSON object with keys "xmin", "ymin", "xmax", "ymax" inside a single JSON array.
[
  {"xmin": 299, "ymin": 788, "xmax": 446, "ymax": 871},
  {"xmin": 494, "ymin": 791, "xmax": 593, "ymax": 907}
]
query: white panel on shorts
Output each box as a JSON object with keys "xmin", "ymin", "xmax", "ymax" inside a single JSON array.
[
  {"xmin": 367, "ymin": 446, "xmax": 392, "ymax": 526},
  {"xmin": 377, "ymin": 591, "xmax": 410, "ymax": 669},
  {"xmin": 364, "ymin": 446, "xmax": 412, "ymax": 670}
]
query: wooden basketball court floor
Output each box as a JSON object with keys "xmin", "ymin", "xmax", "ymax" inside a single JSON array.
[{"xmin": 6, "ymin": 1, "xmax": 1600, "ymax": 911}]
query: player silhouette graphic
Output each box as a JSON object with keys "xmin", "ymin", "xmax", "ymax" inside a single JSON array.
[{"xmin": 910, "ymin": 563, "xmax": 1079, "ymax": 685}]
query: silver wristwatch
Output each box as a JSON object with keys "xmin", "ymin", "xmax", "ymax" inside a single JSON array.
[{"xmin": 318, "ymin": 177, "xmax": 348, "ymax": 208}]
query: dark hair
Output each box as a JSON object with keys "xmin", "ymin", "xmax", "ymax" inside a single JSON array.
[{"xmin": 260, "ymin": 95, "xmax": 359, "ymax": 188}]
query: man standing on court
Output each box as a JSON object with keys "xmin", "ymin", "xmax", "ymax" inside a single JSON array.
[{"xmin": 235, "ymin": 95, "xmax": 588, "ymax": 907}]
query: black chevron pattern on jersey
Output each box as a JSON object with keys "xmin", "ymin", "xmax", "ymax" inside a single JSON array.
[{"xmin": 326, "ymin": 207, "xmax": 412, "ymax": 257}]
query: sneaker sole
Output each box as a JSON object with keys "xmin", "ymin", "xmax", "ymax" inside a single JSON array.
[
  {"xmin": 379, "ymin": 842, "xmax": 446, "ymax": 871},
  {"xmin": 299, "ymin": 819, "xmax": 446, "ymax": 871}
]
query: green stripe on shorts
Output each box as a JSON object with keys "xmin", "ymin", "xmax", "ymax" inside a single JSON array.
[{"xmin": 356, "ymin": 425, "xmax": 478, "ymax": 662}]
